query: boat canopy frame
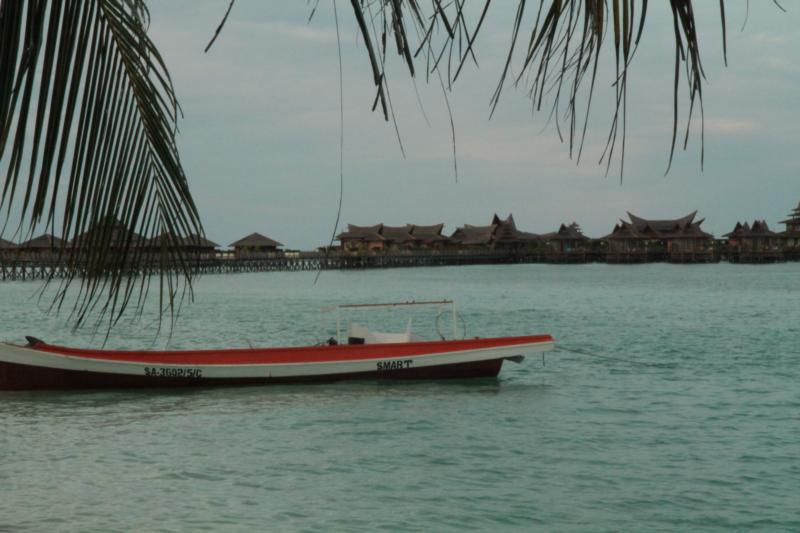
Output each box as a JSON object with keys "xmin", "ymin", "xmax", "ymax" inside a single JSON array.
[{"xmin": 326, "ymin": 300, "xmax": 458, "ymax": 344}]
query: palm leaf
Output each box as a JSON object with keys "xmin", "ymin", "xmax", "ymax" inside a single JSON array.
[
  {"xmin": 346, "ymin": 0, "xmax": 745, "ymax": 177},
  {"xmin": 0, "ymin": 0, "xmax": 202, "ymax": 331}
]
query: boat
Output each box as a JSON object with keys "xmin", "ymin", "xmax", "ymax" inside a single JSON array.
[{"xmin": 0, "ymin": 301, "xmax": 555, "ymax": 391}]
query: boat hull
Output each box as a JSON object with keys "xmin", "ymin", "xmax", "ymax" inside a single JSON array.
[
  {"xmin": 0, "ymin": 335, "xmax": 554, "ymax": 391},
  {"xmin": 0, "ymin": 357, "xmax": 506, "ymax": 391}
]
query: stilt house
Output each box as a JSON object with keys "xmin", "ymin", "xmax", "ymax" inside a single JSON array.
[
  {"xmin": 602, "ymin": 211, "xmax": 714, "ymax": 262},
  {"xmin": 148, "ymin": 233, "xmax": 219, "ymax": 261},
  {"xmin": 542, "ymin": 223, "xmax": 590, "ymax": 261},
  {"xmin": 336, "ymin": 223, "xmax": 448, "ymax": 253},
  {"xmin": 0, "ymin": 238, "xmax": 16, "ymax": 261},
  {"xmin": 230, "ymin": 233, "xmax": 283, "ymax": 259},
  {"xmin": 723, "ymin": 220, "xmax": 782, "ymax": 263},
  {"xmin": 16, "ymin": 234, "xmax": 67, "ymax": 262},
  {"xmin": 449, "ymin": 214, "xmax": 539, "ymax": 251}
]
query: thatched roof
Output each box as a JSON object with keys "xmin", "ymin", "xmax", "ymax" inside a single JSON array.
[
  {"xmin": 409, "ymin": 224, "xmax": 446, "ymax": 242},
  {"xmin": 0, "ymin": 238, "xmax": 15, "ymax": 249},
  {"xmin": 381, "ymin": 225, "xmax": 414, "ymax": 243},
  {"xmin": 336, "ymin": 224, "xmax": 384, "ymax": 242},
  {"xmin": 605, "ymin": 211, "xmax": 712, "ymax": 240},
  {"xmin": 602, "ymin": 221, "xmax": 646, "ymax": 240},
  {"xmin": 150, "ymin": 233, "xmax": 218, "ymax": 249},
  {"xmin": 724, "ymin": 220, "xmax": 778, "ymax": 238},
  {"xmin": 71, "ymin": 217, "xmax": 143, "ymax": 247},
  {"xmin": 627, "ymin": 211, "xmax": 697, "ymax": 233},
  {"xmin": 229, "ymin": 232, "xmax": 283, "ymax": 248},
  {"xmin": 18, "ymin": 234, "xmax": 66, "ymax": 249},
  {"xmin": 337, "ymin": 223, "xmax": 447, "ymax": 244},
  {"xmin": 450, "ymin": 213, "xmax": 539, "ymax": 245},
  {"xmin": 680, "ymin": 221, "xmax": 714, "ymax": 239},
  {"xmin": 449, "ymin": 224, "xmax": 496, "ymax": 245},
  {"xmin": 547, "ymin": 223, "xmax": 589, "ymax": 241}
]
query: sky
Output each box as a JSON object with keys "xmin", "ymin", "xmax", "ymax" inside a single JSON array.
[{"xmin": 145, "ymin": 1, "xmax": 800, "ymax": 249}]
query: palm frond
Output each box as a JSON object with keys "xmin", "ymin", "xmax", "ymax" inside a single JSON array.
[
  {"xmin": 0, "ymin": 0, "xmax": 202, "ymax": 331},
  {"xmin": 347, "ymin": 0, "xmax": 742, "ymax": 177}
]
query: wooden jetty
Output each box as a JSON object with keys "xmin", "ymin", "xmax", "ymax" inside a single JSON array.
[{"xmin": 0, "ymin": 250, "xmax": 546, "ymax": 281}]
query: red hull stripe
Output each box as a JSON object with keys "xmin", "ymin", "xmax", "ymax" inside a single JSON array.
[{"xmin": 29, "ymin": 335, "xmax": 553, "ymax": 365}]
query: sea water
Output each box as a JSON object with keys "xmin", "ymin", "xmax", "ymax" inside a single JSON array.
[{"xmin": 0, "ymin": 264, "xmax": 798, "ymax": 532}]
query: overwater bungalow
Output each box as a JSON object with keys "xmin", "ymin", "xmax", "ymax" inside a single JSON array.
[
  {"xmin": 778, "ymin": 201, "xmax": 800, "ymax": 259},
  {"xmin": 542, "ymin": 223, "xmax": 591, "ymax": 262},
  {"xmin": 723, "ymin": 220, "xmax": 783, "ymax": 263},
  {"xmin": 0, "ymin": 238, "xmax": 15, "ymax": 259},
  {"xmin": 336, "ymin": 224, "xmax": 385, "ymax": 252},
  {"xmin": 409, "ymin": 224, "xmax": 447, "ymax": 249},
  {"xmin": 380, "ymin": 225, "xmax": 415, "ymax": 251},
  {"xmin": 336, "ymin": 223, "xmax": 448, "ymax": 253},
  {"xmin": 230, "ymin": 233, "xmax": 283, "ymax": 259},
  {"xmin": 71, "ymin": 217, "xmax": 143, "ymax": 253},
  {"xmin": 603, "ymin": 211, "xmax": 714, "ymax": 263},
  {"xmin": 148, "ymin": 233, "xmax": 219, "ymax": 261},
  {"xmin": 449, "ymin": 214, "xmax": 539, "ymax": 251},
  {"xmin": 16, "ymin": 234, "xmax": 68, "ymax": 262}
]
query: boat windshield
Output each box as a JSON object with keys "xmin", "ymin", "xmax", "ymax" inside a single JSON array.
[{"xmin": 324, "ymin": 300, "xmax": 462, "ymax": 345}]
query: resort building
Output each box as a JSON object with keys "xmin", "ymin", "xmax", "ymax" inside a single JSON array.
[
  {"xmin": 16, "ymin": 234, "xmax": 68, "ymax": 262},
  {"xmin": 0, "ymin": 238, "xmax": 15, "ymax": 260},
  {"xmin": 723, "ymin": 220, "xmax": 783, "ymax": 263},
  {"xmin": 71, "ymin": 217, "xmax": 143, "ymax": 254},
  {"xmin": 229, "ymin": 233, "xmax": 283, "ymax": 259},
  {"xmin": 336, "ymin": 223, "xmax": 448, "ymax": 253},
  {"xmin": 779, "ymin": 201, "xmax": 800, "ymax": 259},
  {"xmin": 602, "ymin": 211, "xmax": 714, "ymax": 263},
  {"xmin": 337, "ymin": 224, "xmax": 386, "ymax": 252},
  {"xmin": 380, "ymin": 225, "xmax": 415, "ymax": 250},
  {"xmin": 449, "ymin": 214, "xmax": 539, "ymax": 251},
  {"xmin": 148, "ymin": 233, "xmax": 219, "ymax": 261},
  {"xmin": 541, "ymin": 223, "xmax": 591, "ymax": 262},
  {"xmin": 409, "ymin": 224, "xmax": 447, "ymax": 249}
]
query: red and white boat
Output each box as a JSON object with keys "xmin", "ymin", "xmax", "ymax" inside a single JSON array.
[{"xmin": 0, "ymin": 301, "xmax": 554, "ymax": 391}]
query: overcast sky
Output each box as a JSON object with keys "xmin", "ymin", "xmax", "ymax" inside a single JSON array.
[{"xmin": 146, "ymin": 1, "xmax": 799, "ymax": 249}]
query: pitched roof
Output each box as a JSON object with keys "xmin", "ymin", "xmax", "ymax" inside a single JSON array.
[
  {"xmin": 492, "ymin": 213, "xmax": 519, "ymax": 242},
  {"xmin": 71, "ymin": 217, "xmax": 143, "ymax": 247},
  {"xmin": 605, "ymin": 211, "xmax": 712, "ymax": 240},
  {"xmin": 545, "ymin": 223, "xmax": 589, "ymax": 241},
  {"xmin": 680, "ymin": 221, "xmax": 715, "ymax": 239},
  {"xmin": 601, "ymin": 221, "xmax": 646, "ymax": 240},
  {"xmin": 724, "ymin": 220, "xmax": 777, "ymax": 238},
  {"xmin": 779, "ymin": 201, "xmax": 800, "ymax": 224},
  {"xmin": 229, "ymin": 232, "xmax": 283, "ymax": 248},
  {"xmin": 150, "ymin": 233, "xmax": 218, "ymax": 249},
  {"xmin": 449, "ymin": 224, "xmax": 496, "ymax": 245},
  {"xmin": 627, "ymin": 211, "xmax": 697, "ymax": 233},
  {"xmin": 450, "ymin": 214, "xmax": 538, "ymax": 245},
  {"xmin": 381, "ymin": 225, "xmax": 413, "ymax": 243},
  {"xmin": 409, "ymin": 224, "xmax": 446, "ymax": 242},
  {"xmin": 0, "ymin": 238, "xmax": 15, "ymax": 249},
  {"xmin": 18, "ymin": 234, "xmax": 66, "ymax": 249},
  {"xmin": 336, "ymin": 224, "xmax": 384, "ymax": 242}
]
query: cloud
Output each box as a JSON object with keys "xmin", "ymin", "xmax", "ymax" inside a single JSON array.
[
  {"xmin": 757, "ymin": 56, "xmax": 799, "ymax": 73},
  {"xmin": 252, "ymin": 20, "xmax": 338, "ymax": 44},
  {"xmin": 704, "ymin": 118, "xmax": 759, "ymax": 135}
]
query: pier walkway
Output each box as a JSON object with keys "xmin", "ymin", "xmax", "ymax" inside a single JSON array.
[{"xmin": 0, "ymin": 251, "xmax": 545, "ymax": 281}]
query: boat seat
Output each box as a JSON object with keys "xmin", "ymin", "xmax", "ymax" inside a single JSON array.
[{"xmin": 347, "ymin": 320, "xmax": 421, "ymax": 344}]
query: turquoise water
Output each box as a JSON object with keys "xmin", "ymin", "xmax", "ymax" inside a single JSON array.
[{"xmin": 1, "ymin": 264, "xmax": 799, "ymax": 531}]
